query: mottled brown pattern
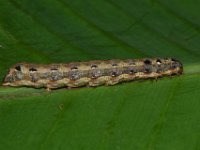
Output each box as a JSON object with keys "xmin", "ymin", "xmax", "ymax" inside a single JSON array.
[{"xmin": 3, "ymin": 58, "xmax": 183, "ymax": 90}]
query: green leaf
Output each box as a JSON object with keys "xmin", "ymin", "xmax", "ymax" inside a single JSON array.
[{"xmin": 0, "ymin": 0, "xmax": 200, "ymax": 150}]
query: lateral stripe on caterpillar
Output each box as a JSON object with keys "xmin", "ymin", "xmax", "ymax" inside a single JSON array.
[{"xmin": 3, "ymin": 58, "xmax": 183, "ymax": 89}]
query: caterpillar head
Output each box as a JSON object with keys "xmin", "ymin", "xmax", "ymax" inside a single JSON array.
[{"xmin": 169, "ymin": 58, "xmax": 183, "ymax": 75}]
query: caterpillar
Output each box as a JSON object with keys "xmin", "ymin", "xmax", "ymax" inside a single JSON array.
[{"xmin": 2, "ymin": 58, "xmax": 183, "ymax": 90}]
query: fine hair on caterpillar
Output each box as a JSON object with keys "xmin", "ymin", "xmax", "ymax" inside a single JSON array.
[{"xmin": 3, "ymin": 58, "xmax": 183, "ymax": 90}]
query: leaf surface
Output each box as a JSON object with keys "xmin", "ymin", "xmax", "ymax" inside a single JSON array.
[{"xmin": 0, "ymin": 0, "xmax": 200, "ymax": 149}]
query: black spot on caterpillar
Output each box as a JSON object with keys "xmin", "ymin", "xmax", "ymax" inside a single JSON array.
[
  {"xmin": 29, "ymin": 68, "xmax": 37, "ymax": 72},
  {"xmin": 2, "ymin": 58, "xmax": 183, "ymax": 90},
  {"xmin": 15, "ymin": 65, "xmax": 21, "ymax": 71}
]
